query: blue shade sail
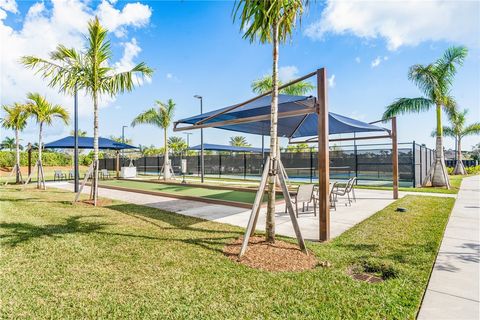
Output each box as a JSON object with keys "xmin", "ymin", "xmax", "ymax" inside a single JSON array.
[
  {"xmin": 44, "ymin": 136, "xmax": 137, "ymax": 150},
  {"xmin": 175, "ymin": 94, "xmax": 387, "ymax": 138}
]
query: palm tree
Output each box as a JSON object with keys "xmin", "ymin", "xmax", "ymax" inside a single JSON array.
[
  {"xmin": 234, "ymin": 0, "xmax": 307, "ymax": 243},
  {"xmin": 168, "ymin": 136, "xmax": 187, "ymax": 155},
  {"xmin": 252, "ymin": 75, "xmax": 314, "ymax": 95},
  {"xmin": 22, "ymin": 17, "xmax": 153, "ymax": 202},
  {"xmin": 70, "ymin": 129, "xmax": 87, "ymax": 137},
  {"xmin": 0, "ymin": 104, "xmax": 29, "ymax": 183},
  {"xmin": 383, "ymin": 46, "xmax": 468, "ymax": 188},
  {"xmin": 229, "ymin": 136, "xmax": 251, "ymax": 147},
  {"xmin": 434, "ymin": 109, "xmax": 480, "ymax": 175},
  {"xmin": 26, "ymin": 93, "xmax": 69, "ymax": 188},
  {"xmin": 0, "ymin": 136, "xmax": 15, "ymax": 150},
  {"xmin": 131, "ymin": 99, "xmax": 176, "ymax": 180}
]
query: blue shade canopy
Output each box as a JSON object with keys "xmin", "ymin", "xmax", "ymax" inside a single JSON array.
[
  {"xmin": 189, "ymin": 143, "xmax": 269, "ymax": 153},
  {"xmin": 175, "ymin": 94, "xmax": 387, "ymax": 138},
  {"xmin": 44, "ymin": 136, "xmax": 136, "ymax": 150}
]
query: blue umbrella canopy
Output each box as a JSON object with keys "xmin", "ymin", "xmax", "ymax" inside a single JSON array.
[
  {"xmin": 44, "ymin": 136, "xmax": 136, "ymax": 150},
  {"xmin": 189, "ymin": 143, "xmax": 269, "ymax": 153},
  {"xmin": 175, "ymin": 94, "xmax": 387, "ymax": 138}
]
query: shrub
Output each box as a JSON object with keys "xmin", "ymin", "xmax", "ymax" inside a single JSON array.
[{"xmin": 465, "ymin": 165, "xmax": 480, "ymax": 175}]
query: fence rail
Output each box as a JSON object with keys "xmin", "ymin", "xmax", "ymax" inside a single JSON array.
[{"xmin": 100, "ymin": 142, "xmax": 435, "ymax": 188}]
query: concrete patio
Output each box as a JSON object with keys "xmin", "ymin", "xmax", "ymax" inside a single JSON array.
[{"xmin": 50, "ymin": 181, "xmax": 428, "ymax": 241}]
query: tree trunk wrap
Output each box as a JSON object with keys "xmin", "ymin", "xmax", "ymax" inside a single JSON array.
[
  {"xmin": 15, "ymin": 128, "xmax": 20, "ymax": 183},
  {"xmin": 266, "ymin": 21, "xmax": 279, "ymax": 243},
  {"xmin": 453, "ymin": 137, "xmax": 466, "ymax": 175}
]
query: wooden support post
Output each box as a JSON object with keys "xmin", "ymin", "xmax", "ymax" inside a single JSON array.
[
  {"xmin": 392, "ymin": 117, "xmax": 399, "ymax": 199},
  {"xmin": 277, "ymin": 160, "xmax": 307, "ymax": 254},
  {"xmin": 317, "ymin": 68, "xmax": 330, "ymax": 242},
  {"xmin": 116, "ymin": 151, "xmax": 120, "ymax": 179},
  {"xmin": 74, "ymin": 162, "xmax": 94, "ymax": 203},
  {"xmin": 239, "ymin": 157, "xmax": 271, "ymax": 258}
]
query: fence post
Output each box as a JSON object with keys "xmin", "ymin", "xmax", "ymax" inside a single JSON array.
[
  {"xmin": 412, "ymin": 141, "xmax": 416, "ymax": 187},
  {"xmin": 243, "ymin": 153, "xmax": 247, "ymax": 180},
  {"xmin": 354, "ymin": 142, "xmax": 358, "ymax": 183},
  {"xmin": 419, "ymin": 144, "xmax": 423, "ymax": 185},
  {"xmin": 310, "ymin": 147, "xmax": 313, "ymax": 183},
  {"xmin": 219, "ymin": 154, "xmax": 222, "ymax": 178}
]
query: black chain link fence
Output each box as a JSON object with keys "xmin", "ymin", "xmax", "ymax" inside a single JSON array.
[{"xmin": 100, "ymin": 142, "xmax": 435, "ymax": 187}]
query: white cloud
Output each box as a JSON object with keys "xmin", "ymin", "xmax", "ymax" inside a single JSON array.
[
  {"xmin": 97, "ymin": 1, "xmax": 152, "ymax": 37},
  {"xmin": 355, "ymin": 57, "xmax": 361, "ymax": 63},
  {"xmin": 0, "ymin": 0, "xmax": 18, "ymax": 13},
  {"xmin": 371, "ymin": 56, "xmax": 388, "ymax": 68},
  {"xmin": 305, "ymin": 0, "xmax": 480, "ymax": 50},
  {"xmin": 166, "ymin": 73, "xmax": 173, "ymax": 79},
  {"xmin": 328, "ymin": 74, "xmax": 335, "ymax": 88},
  {"xmin": 278, "ymin": 65, "xmax": 299, "ymax": 82},
  {"xmin": 0, "ymin": 0, "xmax": 152, "ymax": 117}
]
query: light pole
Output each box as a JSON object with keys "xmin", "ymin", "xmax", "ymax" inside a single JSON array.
[
  {"xmin": 194, "ymin": 95, "xmax": 204, "ymax": 183},
  {"xmin": 183, "ymin": 132, "xmax": 192, "ymax": 150}
]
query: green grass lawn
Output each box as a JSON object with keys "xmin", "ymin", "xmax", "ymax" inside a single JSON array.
[
  {"xmin": 0, "ymin": 186, "xmax": 454, "ymax": 319},
  {"xmin": 99, "ymin": 179, "xmax": 277, "ymax": 204},
  {"xmin": 355, "ymin": 174, "xmax": 469, "ymax": 194}
]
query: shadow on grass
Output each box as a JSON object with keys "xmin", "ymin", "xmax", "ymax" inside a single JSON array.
[
  {"xmin": 0, "ymin": 215, "xmax": 110, "ymax": 247},
  {"xmin": 105, "ymin": 203, "xmax": 243, "ymax": 254}
]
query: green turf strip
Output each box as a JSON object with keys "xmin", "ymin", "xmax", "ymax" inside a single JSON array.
[{"xmin": 99, "ymin": 179, "xmax": 273, "ymax": 204}]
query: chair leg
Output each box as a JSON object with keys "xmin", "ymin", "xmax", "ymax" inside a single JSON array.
[
  {"xmin": 296, "ymin": 202, "xmax": 299, "ymax": 218},
  {"xmin": 313, "ymin": 199, "xmax": 317, "ymax": 216}
]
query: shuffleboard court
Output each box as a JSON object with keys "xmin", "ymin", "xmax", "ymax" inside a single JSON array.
[{"xmin": 99, "ymin": 179, "xmax": 279, "ymax": 205}]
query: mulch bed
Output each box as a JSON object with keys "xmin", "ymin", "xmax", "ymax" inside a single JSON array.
[{"xmin": 224, "ymin": 236, "xmax": 320, "ymax": 272}]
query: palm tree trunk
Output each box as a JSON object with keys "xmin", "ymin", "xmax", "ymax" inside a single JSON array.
[
  {"xmin": 431, "ymin": 104, "xmax": 450, "ymax": 188},
  {"xmin": 92, "ymin": 91, "xmax": 99, "ymax": 202},
  {"xmin": 37, "ymin": 122, "xmax": 43, "ymax": 189},
  {"xmin": 266, "ymin": 20, "xmax": 279, "ymax": 243},
  {"xmin": 164, "ymin": 127, "xmax": 170, "ymax": 180},
  {"xmin": 15, "ymin": 128, "xmax": 20, "ymax": 183},
  {"xmin": 453, "ymin": 136, "xmax": 466, "ymax": 175}
]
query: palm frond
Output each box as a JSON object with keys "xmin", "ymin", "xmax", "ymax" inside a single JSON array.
[
  {"xmin": 462, "ymin": 123, "xmax": 480, "ymax": 137},
  {"xmin": 434, "ymin": 46, "xmax": 468, "ymax": 88},
  {"xmin": 383, "ymin": 97, "xmax": 434, "ymax": 119},
  {"xmin": 131, "ymin": 108, "xmax": 161, "ymax": 128}
]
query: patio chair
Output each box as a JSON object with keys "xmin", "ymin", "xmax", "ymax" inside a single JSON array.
[
  {"xmin": 69, "ymin": 170, "xmax": 74, "ymax": 179},
  {"xmin": 313, "ymin": 183, "xmax": 338, "ymax": 211},
  {"xmin": 100, "ymin": 169, "xmax": 111, "ymax": 180},
  {"xmin": 53, "ymin": 170, "xmax": 66, "ymax": 181},
  {"xmin": 331, "ymin": 177, "xmax": 357, "ymax": 206},
  {"xmin": 286, "ymin": 184, "xmax": 315, "ymax": 217}
]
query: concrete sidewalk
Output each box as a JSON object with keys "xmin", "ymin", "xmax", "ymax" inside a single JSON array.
[
  {"xmin": 49, "ymin": 181, "xmax": 398, "ymax": 241},
  {"xmin": 418, "ymin": 175, "xmax": 480, "ymax": 320}
]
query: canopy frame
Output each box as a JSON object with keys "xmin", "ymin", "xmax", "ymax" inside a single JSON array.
[{"xmin": 174, "ymin": 68, "xmax": 399, "ymax": 244}]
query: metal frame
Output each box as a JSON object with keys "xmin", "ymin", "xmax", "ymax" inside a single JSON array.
[{"xmin": 172, "ymin": 68, "xmax": 399, "ymax": 245}]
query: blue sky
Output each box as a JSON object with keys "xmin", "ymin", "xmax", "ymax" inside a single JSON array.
[{"xmin": 1, "ymin": 0, "xmax": 479, "ymax": 151}]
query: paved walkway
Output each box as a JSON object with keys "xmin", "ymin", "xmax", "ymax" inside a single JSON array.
[
  {"xmin": 50, "ymin": 181, "xmax": 404, "ymax": 241},
  {"xmin": 418, "ymin": 175, "xmax": 480, "ymax": 320}
]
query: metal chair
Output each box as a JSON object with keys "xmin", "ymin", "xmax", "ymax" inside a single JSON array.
[
  {"xmin": 53, "ymin": 170, "xmax": 66, "ymax": 181},
  {"xmin": 100, "ymin": 169, "xmax": 111, "ymax": 180},
  {"xmin": 313, "ymin": 183, "xmax": 338, "ymax": 211},
  {"xmin": 286, "ymin": 184, "xmax": 315, "ymax": 217},
  {"xmin": 331, "ymin": 177, "xmax": 357, "ymax": 206}
]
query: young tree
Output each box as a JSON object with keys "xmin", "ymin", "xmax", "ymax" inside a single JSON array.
[
  {"xmin": 0, "ymin": 136, "xmax": 15, "ymax": 150},
  {"xmin": 22, "ymin": 17, "xmax": 153, "ymax": 202},
  {"xmin": 252, "ymin": 75, "xmax": 314, "ymax": 95},
  {"xmin": 434, "ymin": 109, "xmax": 480, "ymax": 175},
  {"xmin": 26, "ymin": 93, "xmax": 69, "ymax": 188},
  {"xmin": 168, "ymin": 136, "xmax": 187, "ymax": 155},
  {"xmin": 383, "ymin": 46, "xmax": 468, "ymax": 188},
  {"xmin": 0, "ymin": 104, "xmax": 29, "ymax": 183},
  {"xmin": 70, "ymin": 129, "xmax": 88, "ymax": 137},
  {"xmin": 229, "ymin": 136, "xmax": 251, "ymax": 147},
  {"xmin": 131, "ymin": 99, "xmax": 176, "ymax": 180},
  {"xmin": 234, "ymin": 0, "xmax": 307, "ymax": 242}
]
